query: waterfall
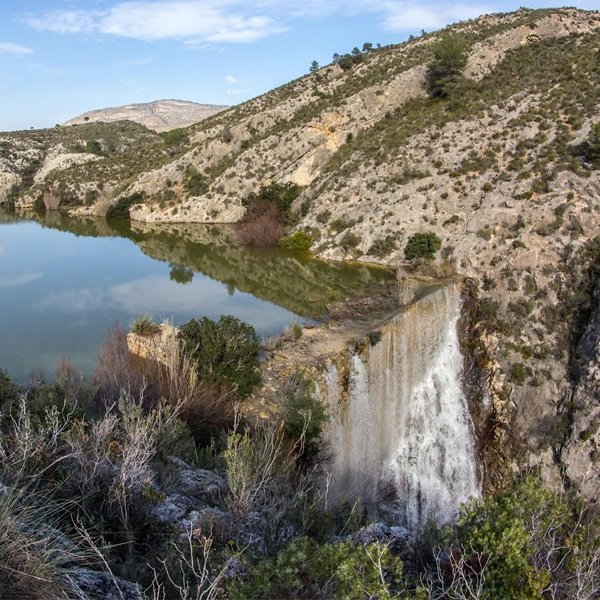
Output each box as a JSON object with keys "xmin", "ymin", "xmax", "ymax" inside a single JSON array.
[{"xmin": 322, "ymin": 283, "xmax": 480, "ymax": 529}]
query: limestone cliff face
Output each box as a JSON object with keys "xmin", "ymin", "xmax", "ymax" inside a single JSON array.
[{"xmin": 563, "ymin": 285, "xmax": 600, "ymax": 499}]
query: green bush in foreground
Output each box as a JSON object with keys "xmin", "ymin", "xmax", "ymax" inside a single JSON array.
[
  {"xmin": 228, "ymin": 536, "xmax": 403, "ymax": 599},
  {"xmin": 178, "ymin": 315, "xmax": 260, "ymax": 398},
  {"xmin": 404, "ymin": 232, "xmax": 442, "ymax": 260},
  {"xmin": 452, "ymin": 477, "xmax": 578, "ymax": 600},
  {"xmin": 278, "ymin": 230, "xmax": 313, "ymax": 250}
]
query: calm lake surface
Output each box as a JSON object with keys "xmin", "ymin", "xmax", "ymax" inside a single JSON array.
[{"xmin": 0, "ymin": 210, "xmax": 391, "ymax": 381}]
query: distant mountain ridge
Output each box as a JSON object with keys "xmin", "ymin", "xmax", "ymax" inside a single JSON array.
[{"xmin": 63, "ymin": 99, "xmax": 229, "ymax": 132}]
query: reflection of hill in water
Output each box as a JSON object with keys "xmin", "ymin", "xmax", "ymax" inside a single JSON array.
[
  {"xmin": 0, "ymin": 211, "xmax": 28, "ymax": 225},
  {"xmin": 130, "ymin": 222, "xmax": 392, "ymax": 317},
  {"xmin": 9, "ymin": 211, "xmax": 392, "ymax": 317}
]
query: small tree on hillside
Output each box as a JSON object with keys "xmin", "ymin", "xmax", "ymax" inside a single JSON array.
[
  {"xmin": 585, "ymin": 122, "xmax": 600, "ymax": 161},
  {"xmin": 428, "ymin": 35, "xmax": 468, "ymax": 98},
  {"xmin": 337, "ymin": 54, "xmax": 354, "ymax": 71},
  {"xmin": 309, "ymin": 60, "xmax": 320, "ymax": 73}
]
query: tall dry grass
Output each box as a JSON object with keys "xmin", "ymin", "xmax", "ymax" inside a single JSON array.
[
  {"xmin": 90, "ymin": 190, "xmax": 113, "ymax": 217},
  {"xmin": 0, "ymin": 489, "xmax": 90, "ymax": 599},
  {"xmin": 95, "ymin": 322, "xmax": 235, "ymax": 437},
  {"xmin": 41, "ymin": 188, "xmax": 61, "ymax": 211},
  {"xmin": 396, "ymin": 265, "xmax": 417, "ymax": 306}
]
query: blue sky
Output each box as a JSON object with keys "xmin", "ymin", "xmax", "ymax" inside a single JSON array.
[{"xmin": 0, "ymin": 0, "xmax": 597, "ymax": 131}]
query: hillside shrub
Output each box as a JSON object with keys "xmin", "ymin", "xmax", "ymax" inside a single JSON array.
[
  {"xmin": 340, "ymin": 231, "xmax": 361, "ymax": 250},
  {"xmin": 585, "ymin": 122, "xmax": 600, "ymax": 161},
  {"xmin": 105, "ymin": 191, "xmax": 145, "ymax": 220},
  {"xmin": 369, "ymin": 234, "xmax": 396, "ymax": 257},
  {"xmin": 277, "ymin": 373, "xmax": 326, "ymax": 461},
  {"xmin": 178, "ymin": 315, "xmax": 260, "ymax": 398},
  {"xmin": 184, "ymin": 166, "xmax": 209, "ymax": 197},
  {"xmin": 278, "ymin": 231, "xmax": 313, "ymax": 250},
  {"xmin": 404, "ymin": 232, "xmax": 442, "ymax": 260},
  {"xmin": 85, "ymin": 139, "xmax": 105, "ymax": 156},
  {"xmin": 221, "ymin": 127, "xmax": 234, "ymax": 143},
  {"xmin": 161, "ymin": 128, "xmax": 190, "ymax": 148}
]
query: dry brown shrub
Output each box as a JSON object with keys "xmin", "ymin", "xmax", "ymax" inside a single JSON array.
[
  {"xmin": 178, "ymin": 382, "xmax": 236, "ymax": 439},
  {"xmin": 55, "ymin": 358, "xmax": 87, "ymax": 404},
  {"xmin": 0, "ymin": 492, "xmax": 75, "ymax": 600},
  {"xmin": 241, "ymin": 198, "xmax": 280, "ymax": 223},
  {"xmin": 396, "ymin": 265, "xmax": 417, "ymax": 306},
  {"xmin": 236, "ymin": 205, "xmax": 284, "ymax": 247},
  {"xmin": 95, "ymin": 323, "xmax": 235, "ymax": 436},
  {"xmin": 236, "ymin": 214, "xmax": 284, "ymax": 247}
]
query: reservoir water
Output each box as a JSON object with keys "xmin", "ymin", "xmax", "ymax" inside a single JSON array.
[{"xmin": 0, "ymin": 210, "xmax": 391, "ymax": 381}]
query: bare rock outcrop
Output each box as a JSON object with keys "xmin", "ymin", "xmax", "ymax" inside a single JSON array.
[
  {"xmin": 563, "ymin": 284, "xmax": 600, "ymax": 501},
  {"xmin": 63, "ymin": 99, "xmax": 229, "ymax": 132}
]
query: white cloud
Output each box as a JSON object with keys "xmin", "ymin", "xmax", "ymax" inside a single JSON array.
[
  {"xmin": 39, "ymin": 287, "xmax": 112, "ymax": 312},
  {"xmin": 20, "ymin": 0, "xmax": 379, "ymax": 45},
  {"xmin": 227, "ymin": 88, "xmax": 252, "ymax": 95},
  {"xmin": 225, "ymin": 75, "xmax": 239, "ymax": 83},
  {"xmin": 0, "ymin": 42, "xmax": 34, "ymax": 55},
  {"xmin": 23, "ymin": 10, "xmax": 98, "ymax": 34},
  {"xmin": 108, "ymin": 275, "xmax": 295, "ymax": 335},
  {"xmin": 23, "ymin": 1, "xmax": 286, "ymax": 44},
  {"xmin": 109, "ymin": 275, "xmax": 221, "ymax": 314},
  {"xmin": 120, "ymin": 58, "xmax": 153, "ymax": 66},
  {"xmin": 18, "ymin": 0, "xmax": 522, "ymax": 46},
  {"xmin": 0, "ymin": 272, "xmax": 42, "ymax": 288},
  {"xmin": 380, "ymin": 2, "xmax": 494, "ymax": 32}
]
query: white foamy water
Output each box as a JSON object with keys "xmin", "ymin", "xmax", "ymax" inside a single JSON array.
[{"xmin": 322, "ymin": 284, "xmax": 480, "ymax": 528}]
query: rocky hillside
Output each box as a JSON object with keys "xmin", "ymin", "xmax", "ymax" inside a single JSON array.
[
  {"xmin": 0, "ymin": 120, "xmax": 162, "ymax": 206},
  {"xmin": 2, "ymin": 6, "xmax": 600, "ymax": 497},
  {"xmin": 62, "ymin": 99, "xmax": 229, "ymax": 132}
]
